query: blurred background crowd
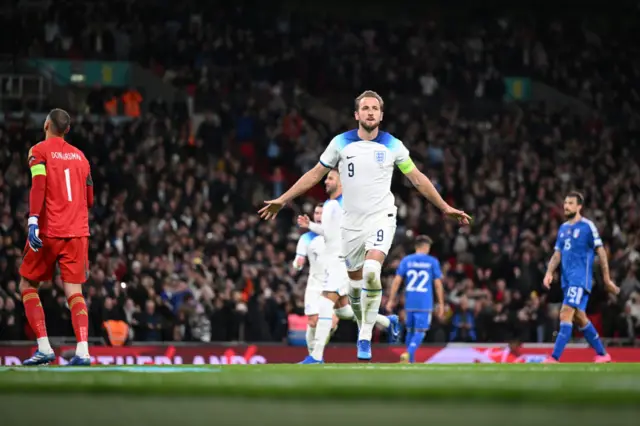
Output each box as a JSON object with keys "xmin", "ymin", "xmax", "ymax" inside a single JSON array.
[{"xmin": 1, "ymin": 1, "xmax": 639, "ymax": 346}]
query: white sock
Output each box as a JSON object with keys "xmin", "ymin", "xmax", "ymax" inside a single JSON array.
[
  {"xmin": 336, "ymin": 304, "xmax": 388, "ymax": 330},
  {"xmin": 375, "ymin": 315, "xmax": 390, "ymax": 330},
  {"xmin": 37, "ymin": 337, "xmax": 53, "ymax": 355},
  {"xmin": 306, "ymin": 326, "xmax": 316, "ymax": 355},
  {"xmin": 348, "ymin": 279, "xmax": 363, "ymax": 329},
  {"xmin": 334, "ymin": 305, "xmax": 354, "ymax": 321},
  {"xmin": 311, "ymin": 297, "xmax": 335, "ymax": 361},
  {"xmin": 76, "ymin": 341, "xmax": 89, "ymax": 358},
  {"xmin": 359, "ymin": 260, "xmax": 382, "ymax": 342}
]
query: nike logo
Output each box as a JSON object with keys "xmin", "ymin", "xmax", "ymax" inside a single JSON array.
[
  {"xmin": 373, "ymin": 243, "xmax": 383, "ymax": 247},
  {"xmin": 346, "ymin": 156, "xmax": 356, "ymax": 159}
]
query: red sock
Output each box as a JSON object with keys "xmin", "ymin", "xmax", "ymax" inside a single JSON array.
[
  {"xmin": 21, "ymin": 288, "xmax": 48, "ymax": 338},
  {"xmin": 67, "ymin": 293, "xmax": 89, "ymax": 342}
]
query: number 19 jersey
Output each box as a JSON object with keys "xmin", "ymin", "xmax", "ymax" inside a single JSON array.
[
  {"xmin": 29, "ymin": 137, "xmax": 91, "ymax": 238},
  {"xmin": 395, "ymin": 253, "xmax": 443, "ymax": 311}
]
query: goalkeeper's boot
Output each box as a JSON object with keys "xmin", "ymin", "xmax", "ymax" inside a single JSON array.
[
  {"xmin": 387, "ymin": 314, "xmax": 400, "ymax": 343},
  {"xmin": 298, "ymin": 355, "xmax": 323, "ymax": 364},
  {"xmin": 68, "ymin": 355, "xmax": 91, "ymax": 366},
  {"xmin": 357, "ymin": 340, "xmax": 372, "ymax": 361},
  {"xmin": 23, "ymin": 350, "xmax": 55, "ymax": 366}
]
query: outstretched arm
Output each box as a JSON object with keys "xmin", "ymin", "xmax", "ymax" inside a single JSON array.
[
  {"xmin": 259, "ymin": 163, "xmax": 329, "ymax": 220},
  {"xmin": 404, "ymin": 167, "xmax": 449, "ymax": 211},
  {"xmin": 404, "ymin": 167, "xmax": 471, "ymax": 224},
  {"xmin": 279, "ymin": 163, "xmax": 330, "ymax": 205}
]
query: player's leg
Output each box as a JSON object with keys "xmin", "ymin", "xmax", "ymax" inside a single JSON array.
[
  {"xmin": 334, "ymin": 296, "xmax": 393, "ymax": 333},
  {"xmin": 59, "ymin": 237, "xmax": 91, "ymax": 365},
  {"xmin": 549, "ymin": 289, "xmax": 580, "ymax": 362},
  {"xmin": 304, "ymin": 286, "xmax": 321, "ymax": 355},
  {"xmin": 301, "ymin": 291, "xmax": 339, "ymax": 364},
  {"xmin": 19, "ymin": 238, "xmax": 56, "ymax": 365},
  {"xmin": 343, "ymin": 228, "xmax": 366, "ymax": 330},
  {"xmin": 406, "ymin": 312, "xmax": 431, "ymax": 364},
  {"xmin": 356, "ymin": 220, "xmax": 397, "ymax": 360},
  {"xmin": 574, "ymin": 308, "xmax": 610, "ymax": 362}
]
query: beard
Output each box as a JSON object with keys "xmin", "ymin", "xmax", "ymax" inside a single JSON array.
[
  {"xmin": 360, "ymin": 119, "xmax": 379, "ymax": 132},
  {"xmin": 564, "ymin": 211, "xmax": 577, "ymax": 220}
]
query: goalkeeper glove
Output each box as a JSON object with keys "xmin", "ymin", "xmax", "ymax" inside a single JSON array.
[{"xmin": 27, "ymin": 216, "xmax": 43, "ymax": 252}]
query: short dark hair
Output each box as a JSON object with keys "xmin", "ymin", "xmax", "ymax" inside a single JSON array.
[
  {"xmin": 48, "ymin": 108, "xmax": 71, "ymax": 135},
  {"xmin": 566, "ymin": 191, "xmax": 584, "ymax": 205},
  {"xmin": 315, "ymin": 203, "xmax": 324, "ymax": 209},
  {"xmin": 415, "ymin": 235, "xmax": 433, "ymax": 247},
  {"xmin": 354, "ymin": 90, "xmax": 384, "ymax": 111}
]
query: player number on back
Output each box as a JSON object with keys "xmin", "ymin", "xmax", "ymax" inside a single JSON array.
[
  {"xmin": 64, "ymin": 168, "xmax": 72, "ymax": 202},
  {"xmin": 406, "ymin": 270, "xmax": 430, "ymax": 293},
  {"xmin": 347, "ymin": 162, "xmax": 355, "ymax": 177}
]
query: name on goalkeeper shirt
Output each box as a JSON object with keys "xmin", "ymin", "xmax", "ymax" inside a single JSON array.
[{"xmin": 51, "ymin": 152, "xmax": 83, "ymax": 161}]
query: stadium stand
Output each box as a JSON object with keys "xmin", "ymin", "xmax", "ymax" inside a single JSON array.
[{"xmin": 1, "ymin": 1, "xmax": 639, "ymax": 346}]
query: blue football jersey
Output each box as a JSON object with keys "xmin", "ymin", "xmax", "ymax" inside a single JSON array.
[
  {"xmin": 554, "ymin": 218, "xmax": 603, "ymax": 292},
  {"xmin": 395, "ymin": 253, "xmax": 442, "ymax": 311}
]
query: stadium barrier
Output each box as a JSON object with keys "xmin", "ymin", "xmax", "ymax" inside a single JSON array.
[{"xmin": 1, "ymin": 343, "xmax": 639, "ymax": 365}]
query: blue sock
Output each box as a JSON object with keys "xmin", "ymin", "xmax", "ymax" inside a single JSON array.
[
  {"xmin": 407, "ymin": 332, "xmax": 425, "ymax": 363},
  {"xmin": 581, "ymin": 322, "xmax": 606, "ymax": 356},
  {"xmin": 552, "ymin": 322, "xmax": 573, "ymax": 361},
  {"xmin": 405, "ymin": 330, "xmax": 415, "ymax": 353}
]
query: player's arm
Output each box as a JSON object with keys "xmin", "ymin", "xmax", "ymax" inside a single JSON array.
[
  {"xmin": 434, "ymin": 261, "xmax": 445, "ymax": 318},
  {"xmin": 543, "ymin": 251, "xmax": 561, "ymax": 287},
  {"xmin": 280, "ymin": 162, "xmax": 330, "ymax": 205},
  {"xmin": 589, "ymin": 222, "xmax": 620, "ymax": 295},
  {"xmin": 386, "ymin": 259, "xmax": 406, "ymax": 312},
  {"xmin": 28, "ymin": 147, "xmax": 47, "ymax": 218},
  {"xmin": 395, "ymin": 147, "xmax": 470, "ymax": 223},
  {"xmin": 434, "ymin": 278, "xmax": 444, "ymax": 313},
  {"xmin": 25, "ymin": 146, "xmax": 47, "ymax": 251},
  {"xmin": 86, "ymin": 172, "xmax": 94, "ymax": 208},
  {"xmin": 293, "ymin": 235, "xmax": 309, "ymax": 271},
  {"xmin": 307, "ymin": 221, "xmax": 324, "ymax": 235},
  {"xmin": 260, "ymin": 138, "xmax": 339, "ymax": 220}
]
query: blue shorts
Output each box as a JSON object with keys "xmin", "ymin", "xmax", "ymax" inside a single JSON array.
[
  {"xmin": 562, "ymin": 286, "xmax": 590, "ymax": 312},
  {"xmin": 406, "ymin": 311, "xmax": 432, "ymax": 332}
]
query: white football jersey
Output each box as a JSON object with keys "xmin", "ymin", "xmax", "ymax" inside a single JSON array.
[
  {"xmin": 320, "ymin": 195, "xmax": 344, "ymax": 256},
  {"xmin": 319, "ymin": 129, "xmax": 411, "ymax": 228},
  {"xmin": 295, "ymin": 231, "xmax": 325, "ymax": 281}
]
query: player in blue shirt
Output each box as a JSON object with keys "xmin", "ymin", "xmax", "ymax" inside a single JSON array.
[
  {"xmin": 543, "ymin": 191, "xmax": 620, "ymax": 363},
  {"xmin": 387, "ymin": 235, "xmax": 444, "ymax": 363}
]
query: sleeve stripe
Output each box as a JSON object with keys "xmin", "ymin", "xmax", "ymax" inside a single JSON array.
[
  {"xmin": 319, "ymin": 160, "xmax": 333, "ymax": 169},
  {"xmin": 295, "ymin": 253, "xmax": 307, "ymax": 258},
  {"xmin": 30, "ymin": 164, "xmax": 46, "ymax": 177},
  {"xmin": 397, "ymin": 158, "xmax": 416, "ymax": 174}
]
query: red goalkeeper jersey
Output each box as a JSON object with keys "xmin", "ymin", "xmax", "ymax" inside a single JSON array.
[{"xmin": 28, "ymin": 137, "xmax": 92, "ymax": 238}]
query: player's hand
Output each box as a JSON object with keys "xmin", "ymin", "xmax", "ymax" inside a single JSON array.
[
  {"xmin": 442, "ymin": 205, "xmax": 472, "ymax": 225},
  {"xmin": 543, "ymin": 273, "xmax": 553, "ymax": 289},
  {"xmin": 385, "ymin": 300, "xmax": 395, "ymax": 313},
  {"xmin": 297, "ymin": 215, "xmax": 310, "ymax": 228},
  {"xmin": 258, "ymin": 198, "xmax": 286, "ymax": 221},
  {"xmin": 605, "ymin": 279, "xmax": 620, "ymax": 296},
  {"xmin": 436, "ymin": 304, "xmax": 445, "ymax": 320},
  {"xmin": 27, "ymin": 216, "xmax": 43, "ymax": 252}
]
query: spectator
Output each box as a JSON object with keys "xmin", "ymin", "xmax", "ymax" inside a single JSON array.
[{"xmin": 449, "ymin": 296, "xmax": 477, "ymax": 342}]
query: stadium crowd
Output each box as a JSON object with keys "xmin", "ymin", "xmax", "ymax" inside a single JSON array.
[{"xmin": 1, "ymin": 2, "xmax": 640, "ymax": 345}]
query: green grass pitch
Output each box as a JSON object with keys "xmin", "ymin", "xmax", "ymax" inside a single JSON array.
[{"xmin": 1, "ymin": 364, "xmax": 640, "ymax": 426}]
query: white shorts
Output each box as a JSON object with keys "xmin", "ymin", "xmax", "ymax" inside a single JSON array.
[
  {"xmin": 322, "ymin": 257, "xmax": 349, "ymax": 296},
  {"xmin": 341, "ymin": 213, "xmax": 397, "ymax": 272},
  {"xmin": 304, "ymin": 277, "xmax": 324, "ymax": 316}
]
